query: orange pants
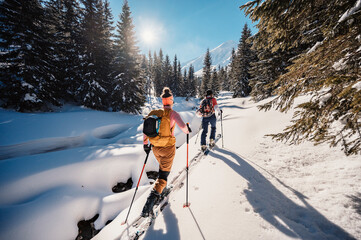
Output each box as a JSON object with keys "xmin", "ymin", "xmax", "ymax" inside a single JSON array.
[{"xmin": 152, "ymin": 145, "xmax": 176, "ymax": 193}]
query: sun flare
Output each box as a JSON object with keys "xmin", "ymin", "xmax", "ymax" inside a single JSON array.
[{"xmin": 141, "ymin": 29, "xmax": 156, "ymax": 45}]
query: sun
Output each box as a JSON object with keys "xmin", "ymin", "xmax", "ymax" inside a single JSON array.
[
  {"xmin": 138, "ymin": 18, "xmax": 165, "ymax": 48},
  {"xmin": 141, "ymin": 28, "xmax": 156, "ymax": 45}
]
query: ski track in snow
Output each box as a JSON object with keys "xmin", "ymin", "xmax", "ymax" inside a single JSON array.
[{"xmin": 0, "ymin": 93, "xmax": 360, "ymax": 240}]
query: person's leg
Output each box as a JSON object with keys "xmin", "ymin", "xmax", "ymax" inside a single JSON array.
[
  {"xmin": 201, "ymin": 117, "xmax": 209, "ymax": 146},
  {"xmin": 142, "ymin": 145, "xmax": 175, "ymax": 217},
  {"xmin": 141, "ymin": 190, "xmax": 160, "ymax": 217},
  {"xmin": 152, "ymin": 145, "xmax": 175, "ymax": 194},
  {"xmin": 210, "ymin": 114, "xmax": 217, "ymax": 141}
]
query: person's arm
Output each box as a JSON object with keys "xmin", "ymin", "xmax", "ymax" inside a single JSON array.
[
  {"xmin": 143, "ymin": 134, "xmax": 151, "ymax": 153},
  {"xmin": 213, "ymin": 98, "xmax": 221, "ymax": 115},
  {"xmin": 214, "ymin": 104, "xmax": 221, "ymax": 115},
  {"xmin": 171, "ymin": 111, "xmax": 189, "ymax": 134},
  {"xmin": 143, "ymin": 134, "xmax": 149, "ymax": 145}
]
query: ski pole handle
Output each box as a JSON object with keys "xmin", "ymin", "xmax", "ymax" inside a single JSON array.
[
  {"xmin": 186, "ymin": 123, "xmax": 191, "ymax": 143},
  {"xmin": 186, "ymin": 123, "xmax": 192, "ymax": 133}
]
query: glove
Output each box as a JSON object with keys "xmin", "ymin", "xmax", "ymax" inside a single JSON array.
[{"xmin": 144, "ymin": 144, "xmax": 151, "ymax": 154}]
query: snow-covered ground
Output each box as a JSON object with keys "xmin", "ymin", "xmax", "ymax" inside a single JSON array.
[{"xmin": 0, "ymin": 92, "xmax": 360, "ymax": 240}]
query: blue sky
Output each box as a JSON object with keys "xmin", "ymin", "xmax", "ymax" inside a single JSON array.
[{"xmin": 108, "ymin": 0, "xmax": 257, "ymax": 63}]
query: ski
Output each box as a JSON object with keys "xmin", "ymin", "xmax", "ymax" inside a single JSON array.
[
  {"xmin": 129, "ymin": 188, "xmax": 172, "ymax": 240},
  {"xmin": 119, "ymin": 186, "xmax": 173, "ymax": 240},
  {"xmin": 203, "ymin": 134, "xmax": 221, "ymax": 155}
]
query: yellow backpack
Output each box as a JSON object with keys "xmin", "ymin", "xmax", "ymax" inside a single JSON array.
[{"xmin": 147, "ymin": 109, "xmax": 176, "ymax": 147}]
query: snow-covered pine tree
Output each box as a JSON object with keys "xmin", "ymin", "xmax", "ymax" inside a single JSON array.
[
  {"xmin": 183, "ymin": 68, "xmax": 189, "ymax": 98},
  {"xmin": 248, "ymin": 42, "xmax": 295, "ymax": 102},
  {"xmin": 146, "ymin": 51, "xmax": 154, "ymax": 96},
  {"xmin": 0, "ymin": 0, "xmax": 60, "ymax": 112},
  {"xmin": 163, "ymin": 55, "xmax": 173, "ymax": 89},
  {"xmin": 43, "ymin": 0, "xmax": 66, "ymax": 102},
  {"xmin": 233, "ymin": 24, "xmax": 254, "ymax": 98},
  {"xmin": 242, "ymin": 0, "xmax": 361, "ymax": 155},
  {"xmin": 59, "ymin": 0, "xmax": 82, "ymax": 103},
  {"xmin": 99, "ymin": 0, "xmax": 116, "ymax": 103},
  {"xmin": 45, "ymin": 0, "xmax": 83, "ymax": 104},
  {"xmin": 112, "ymin": 0, "xmax": 145, "ymax": 113},
  {"xmin": 140, "ymin": 55, "xmax": 150, "ymax": 97},
  {"xmin": 218, "ymin": 66, "xmax": 229, "ymax": 91},
  {"xmin": 228, "ymin": 48, "xmax": 237, "ymax": 93},
  {"xmin": 153, "ymin": 49, "xmax": 164, "ymax": 96},
  {"xmin": 187, "ymin": 64, "xmax": 197, "ymax": 98},
  {"xmin": 177, "ymin": 60, "xmax": 184, "ymax": 97},
  {"xmin": 171, "ymin": 55, "xmax": 180, "ymax": 96},
  {"xmin": 249, "ymin": 49, "xmax": 277, "ymax": 102},
  {"xmin": 78, "ymin": 0, "xmax": 110, "ymax": 110},
  {"xmin": 211, "ymin": 69, "xmax": 220, "ymax": 96},
  {"xmin": 201, "ymin": 48, "xmax": 212, "ymax": 97}
]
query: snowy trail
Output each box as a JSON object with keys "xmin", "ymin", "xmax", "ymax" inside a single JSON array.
[
  {"xmin": 137, "ymin": 93, "xmax": 359, "ymax": 240},
  {"xmin": 142, "ymin": 147, "xmax": 355, "ymax": 240}
]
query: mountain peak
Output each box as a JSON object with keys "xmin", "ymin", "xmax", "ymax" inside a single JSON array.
[{"xmin": 181, "ymin": 40, "xmax": 237, "ymax": 76}]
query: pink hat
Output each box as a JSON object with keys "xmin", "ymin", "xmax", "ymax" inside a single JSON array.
[{"xmin": 162, "ymin": 96, "xmax": 173, "ymax": 106}]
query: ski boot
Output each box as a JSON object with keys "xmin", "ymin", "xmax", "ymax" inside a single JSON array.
[
  {"xmin": 209, "ymin": 139, "xmax": 215, "ymax": 148},
  {"xmin": 201, "ymin": 145, "xmax": 207, "ymax": 152},
  {"xmin": 156, "ymin": 186, "xmax": 172, "ymax": 205},
  {"xmin": 141, "ymin": 189, "xmax": 160, "ymax": 217}
]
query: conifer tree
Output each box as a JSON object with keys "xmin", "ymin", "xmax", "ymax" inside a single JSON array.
[
  {"xmin": 233, "ymin": 24, "xmax": 254, "ymax": 98},
  {"xmin": 188, "ymin": 65, "xmax": 197, "ymax": 98},
  {"xmin": 171, "ymin": 55, "xmax": 179, "ymax": 96},
  {"xmin": 44, "ymin": 0, "xmax": 67, "ymax": 101},
  {"xmin": 47, "ymin": 0, "xmax": 82, "ymax": 103},
  {"xmin": 112, "ymin": 0, "xmax": 145, "ymax": 113},
  {"xmin": 163, "ymin": 55, "xmax": 173, "ymax": 89},
  {"xmin": 0, "ymin": 0, "xmax": 60, "ymax": 111},
  {"xmin": 183, "ymin": 68, "xmax": 189, "ymax": 98},
  {"xmin": 201, "ymin": 48, "xmax": 212, "ymax": 96},
  {"xmin": 219, "ymin": 66, "xmax": 229, "ymax": 91},
  {"xmin": 249, "ymin": 46, "xmax": 293, "ymax": 102},
  {"xmin": 153, "ymin": 49, "xmax": 164, "ymax": 96},
  {"xmin": 100, "ymin": 0, "xmax": 116, "ymax": 98},
  {"xmin": 140, "ymin": 55, "xmax": 150, "ymax": 96},
  {"xmin": 177, "ymin": 61, "xmax": 184, "ymax": 96},
  {"xmin": 146, "ymin": 51, "xmax": 154, "ymax": 96},
  {"xmin": 242, "ymin": 0, "xmax": 361, "ymax": 154},
  {"xmin": 78, "ymin": 0, "xmax": 109, "ymax": 110},
  {"xmin": 211, "ymin": 69, "xmax": 220, "ymax": 96},
  {"xmin": 249, "ymin": 49, "xmax": 276, "ymax": 102},
  {"xmin": 228, "ymin": 48, "xmax": 237, "ymax": 92}
]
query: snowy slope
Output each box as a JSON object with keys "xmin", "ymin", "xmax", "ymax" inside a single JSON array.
[
  {"xmin": 181, "ymin": 40, "xmax": 237, "ymax": 77},
  {"xmin": 0, "ymin": 96, "xmax": 199, "ymax": 240},
  {"xmin": 0, "ymin": 93, "xmax": 360, "ymax": 240}
]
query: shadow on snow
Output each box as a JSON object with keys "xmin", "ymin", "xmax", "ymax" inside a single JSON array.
[
  {"xmin": 143, "ymin": 205, "xmax": 181, "ymax": 240},
  {"xmin": 210, "ymin": 147, "xmax": 355, "ymax": 240}
]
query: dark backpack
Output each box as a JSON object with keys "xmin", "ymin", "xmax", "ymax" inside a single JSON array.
[
  {"xmin": 143, "ymin": 115, "xmax": 162, "ymax": 138},
  {"xmin": 198, "ymin": 98, "xmax": 214, "ymax": 117}
]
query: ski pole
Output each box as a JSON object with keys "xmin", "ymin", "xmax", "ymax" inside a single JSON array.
[
  {"xmin": 183, "ymin": 123, "xmax": 192, "ymax": 208},
  {"xmin": 121, "ymin": 150, "xmax": 150, "ymax": 225},
  {"xmin": 221, "ymin": 110, "xmax": 224, "ymax": 148}
]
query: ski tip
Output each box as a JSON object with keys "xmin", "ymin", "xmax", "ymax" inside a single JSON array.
[
  {"xmin": 121, "ymin": 221, "xmax": 127, "ymax": 225},
  {"xmin": 183, "ymin": 203, "xmax": 191, "ymax": 208}
]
